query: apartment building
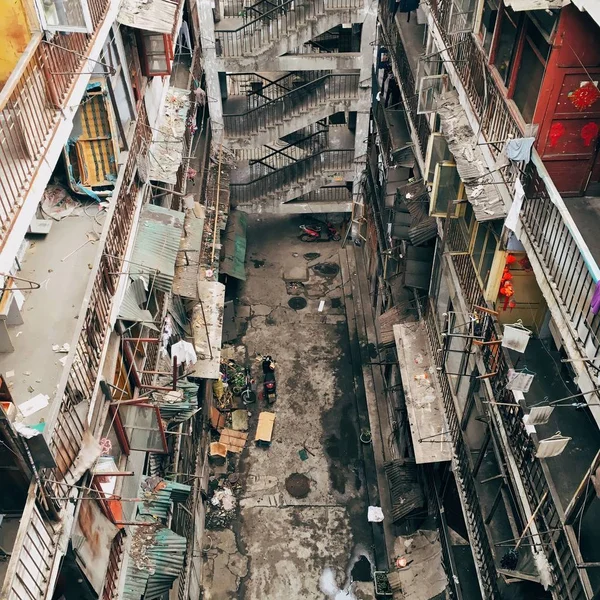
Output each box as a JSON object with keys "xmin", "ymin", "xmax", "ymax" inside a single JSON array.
[
  {"xmin": 0, "ymin": 0, "xmax": 228, "ymax": 597},
  {"xmin": 368, "ymin": 0, "xmax": 600, "ymax": 598}
]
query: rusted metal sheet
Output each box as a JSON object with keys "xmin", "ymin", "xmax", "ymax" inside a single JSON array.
[{"xmin": 72, "ymin": 499, "xmax": 119, "ymax": 594}]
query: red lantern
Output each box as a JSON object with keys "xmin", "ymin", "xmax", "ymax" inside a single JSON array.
[
  {"xmin": 509, "ymin": 300, "xmax": 517, "ymax": 311},
  {"xmin": 506, "ymin": 254, "xmax": 517, "ymax": 265}
]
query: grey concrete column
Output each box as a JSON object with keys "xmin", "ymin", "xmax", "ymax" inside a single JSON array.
[{"xmin": 198, "ymin": 0, "xmax": 225, "ymax": 146}]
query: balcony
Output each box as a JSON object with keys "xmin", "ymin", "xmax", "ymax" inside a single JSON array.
[
  {"xmin": 0, "ymin": 105, "xmax": 152, "ymax": 600},
  {"xmin": 0, "ymin": 0, "xmax": 112, "ymax": 252}
]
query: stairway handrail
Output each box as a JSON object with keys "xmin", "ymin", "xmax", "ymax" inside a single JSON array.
[
  {"xmin": 224, "ymin": 72, "xmax": 359, "ymax": 119},
  {"xmin": 231, "ymin": 148, "xmax": 354, "ymax": 189},
  {"xmin": 249, "ymin": 127, "xmax": 328, "ymax": 167}
]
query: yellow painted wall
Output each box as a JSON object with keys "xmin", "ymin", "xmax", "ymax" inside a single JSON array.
[{"xmin": 0, "ymin": 0, "xmax": 32, "ymax": 88}]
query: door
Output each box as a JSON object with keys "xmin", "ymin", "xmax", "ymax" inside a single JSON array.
[{"xmin": 537, "ymin": 69, "xmax": 600, "ymax": 196}]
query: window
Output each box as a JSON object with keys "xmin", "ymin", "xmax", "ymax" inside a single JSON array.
[
  {"xmin": 425, "ymin": 133, "xmax": 452, "ymax": 184},
  {"xmin": 513, "ymin": 19, "xmax": 551, "ymax": 122},
  {"xmin": 417, "ymin": 75, "xmax": 448, "ymax": 114},
  {"xmin": 488, "ymin": 6, "xmax": 557, "ymax": 123},
  {"xmin": 138, "ymin": 32, "xmax": 173, "ymax": 77},
  {"xmin": 478, "ymin": 0, "xmax": 498, "ymax": 56},
  {"xmin": 471, "ymin": 220, "xmax": 502, "ymax": 286},
  {"xmin": 493, "ymin": 6, "xmax": 519, "ymax": 85},
  {"xmin": 36, "ymin": 0, "xmax": 92, "ymax": 32},
  {"xmin": 448, "ymin": 0, "xmax": 477, "ymax": 34},
  {"xmin": 430, "ymin": 162, "xmax": 465, "ymax": 217}
]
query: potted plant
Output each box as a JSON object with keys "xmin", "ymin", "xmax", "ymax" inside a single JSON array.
[{"xmin": 373, "ymin": 571, "xmax": 393, "ymax": 596}]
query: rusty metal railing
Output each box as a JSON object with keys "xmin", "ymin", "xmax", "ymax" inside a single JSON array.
[{"xmin": 0, "ymin": 0, "xmax": 110, "ymax": 248}]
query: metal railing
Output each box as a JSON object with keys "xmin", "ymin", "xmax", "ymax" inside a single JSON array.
[
  {"xmin": 224, "ymin": 72, "xmax": 359, "ymax": 137},
  {"xmin": 249, "ymin": 129, "xmax": 328, "ymax": 176},
  {"xmin": 216, "ymin": 0, "xmax": 361, "ymax": 57},
  {"xmin": 0, "ymin": 0, "xmax": 111, "ymax": 247},
  {"xmin": 231, "ymin": 148, "xmax": 353, "ymax": 204},
  {"xmin": 0, "ymin": 487, "xmax": 59, "ymax": 600},
  {"xmin": 102, "ymin": 530, "xmax": 126, "ymax": 600},
  {"xmin": 40, "ymin": 105, "xmax": 152, "ymax": 505},
  {"xmin": 379, "ymin": 2, "xmax": 431, "ymax": 158},
  {"xmin": 424, "ymin": 300, "xmax": 501, "ymax": 599}
]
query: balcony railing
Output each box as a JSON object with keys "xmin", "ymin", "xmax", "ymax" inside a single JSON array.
[
  {"xmin": 443, "ymin": 225, "xmax": 589, "ymax": 599},
  {"xmin": 230, "ymin": 148, "xmax": 353, "ymax": 204},
  {"xmin": 0, "ymin": 0, "xmax": 111, "ymax": 248},
  {"xmin": 215, "ymin": 0, "xmax": 361, "ymax": 57},
  {"xmin": 223, "ymin": 72, "xmax": 359, "ymax": 137},
  {"xmin": 379, "ymin": 2, "xmax": 431, "ymax": 158},
  {"xmin": 424, "ymin": 300, "xmax": 500, "ymax": 599}
]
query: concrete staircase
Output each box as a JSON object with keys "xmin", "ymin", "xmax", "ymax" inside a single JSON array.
[
  {"xmin": 215, "ymin": 0, "xmax": 363, "ymax": 63},
  {"xmin": 223, "ymin": 72, "xmax": 359, "ymax": 148},
  {"xmin": 231, "ymin": 148, "xmax": 354, "ymax": 210}
]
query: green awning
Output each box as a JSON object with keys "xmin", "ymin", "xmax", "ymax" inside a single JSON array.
[
  {"xmin": 129, "ymin": 204, "xmax": 184, "ymax": 293},
  {"xmin": 220, "ymin": 210, "xmax": 247, "ymax": 281}
]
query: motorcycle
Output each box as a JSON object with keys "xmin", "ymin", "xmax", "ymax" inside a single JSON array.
[
  {"xmin": 299, "ymin": 222, "xmax": 341, "ymax": 243},
  {"xmin": 260, "ymin": 355, "xmax": 277, "ymax": 404}
]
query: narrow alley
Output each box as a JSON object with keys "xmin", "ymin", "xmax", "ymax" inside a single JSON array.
[{"xmin": 202, "ymin": 216, "xmax": 377, "ymax": 600}]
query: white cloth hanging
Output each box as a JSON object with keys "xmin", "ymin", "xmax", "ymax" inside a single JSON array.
[{"xmin": 171, "ymin": 339, "xmax": 197, "ymax": 366}]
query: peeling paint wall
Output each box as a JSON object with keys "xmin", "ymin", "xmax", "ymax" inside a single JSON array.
[{"xmin": 0, "ymin": 0, "xmax": 32, "ymax": 87}]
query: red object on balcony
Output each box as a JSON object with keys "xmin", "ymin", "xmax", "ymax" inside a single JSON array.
[
  {"xmin": 569, "ymin": 81, "xmax": 600, "ymax": 111},
  {"xmin": 581, "ymin": 122, "xmax": 599, "ymax": 147}
]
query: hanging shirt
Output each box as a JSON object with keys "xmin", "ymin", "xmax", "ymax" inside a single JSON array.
[{"xmin": 591, "ymin": 281, "xmax": 600, "ymax": 315}]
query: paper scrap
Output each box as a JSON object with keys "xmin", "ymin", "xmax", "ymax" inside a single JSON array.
[
  {"xmin": 318, "ymin": 300, "xmax": 325, "ymax": 312},
  {"xmin": 19, "ymin": 394, "xmax": 50, "ymax": 418}
]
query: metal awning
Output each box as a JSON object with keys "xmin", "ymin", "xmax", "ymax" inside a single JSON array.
[
  {"xmin": 220, "ymin": 210, "xmax": 247, "ymax": 281},
  {"xmin": 392, "ymin": 180, "xmax": 437, "ymax": 246},
  {"xmin": 384, "ymin": 108, "xmax": 415, "ymax": 169},
  {"xmin": 118, "ymin": 278, "xmax": 159, "ymax": 330},
  {"xmin": 129, "ymin": 204, "xmax": 185, "ymax": 293},
  {"xmin": 147, "ymin": 87, "xmax": 190, "ymax": 185},
  {"xmin": 405, "ymin": 245, "xmax": 434, "ymax": 290},
  {"xmin": 437, "ymin": 91, "xmax": 507, "ymax": 222},
  {"xmin": 505, "ymin": 0, "xmax": 567, "ymax": 10},
  {"xmin": 191, "ymin": 281, "xmax": 225, "ymax": 379},
  {"xmin": 173, "ymin": 204, "xmax": 205, "ymax": 299},
  {"xmin": 393, "ymin": 323, "xmax": 452, "ymax": 464},
  {"xmin": 117, "ymin": 0, "xmax": 179, "ymax": 33}
]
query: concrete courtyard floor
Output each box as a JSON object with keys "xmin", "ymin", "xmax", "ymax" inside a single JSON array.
[{"xmin": 202, "ymin": 215, "xmax": 378, "ymax": 600}]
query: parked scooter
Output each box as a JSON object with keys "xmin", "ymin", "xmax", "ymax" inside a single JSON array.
[
  {"xmin": 259, "ymin": 354, "xmax": 277, "ymax": 404},
  {"xmin": 299, "ymin": 222, "xmax": 341, "ymax": 242}
]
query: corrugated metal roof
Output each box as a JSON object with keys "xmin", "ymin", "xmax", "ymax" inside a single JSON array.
[
  {"xmin": 118, "ymin": 279, "xmax": 160, "ymax": 330},
  {"xmin": 122, "ymin": 477, "xmax": 192, "ymax": 600},
  {"xmin": 173, "ymin": 204, "xmax": 205, "ymax": 299},
  {"xmin": 117, "ymin": 0, "xmax": 179, "ymax": 33},
  {"xmin": 147, "ymin": 88, "xmax": 190, "ymax": 185},
  {"xmin": 220, "ymin": 210, "xmax": 247, "ymax": 281},
  {"xmin": 393, "ymin": 180, "xmax": 437, "ymax": 246},
  {"xmin": 436, "ymin": 91, "xmax": 507, "ymax": 222},
  {"xmin": 130, "ymin": 204, "xmax": 185, "ymax": 293}
]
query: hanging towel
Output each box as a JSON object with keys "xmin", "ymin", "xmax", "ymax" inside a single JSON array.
[
  {"xmin": 591, "ymin": 281, "xmax": 600, "ymax": 315},
  {"xmin": 504, "ymin": 137, "xmax": 535, "ymax": 163}
]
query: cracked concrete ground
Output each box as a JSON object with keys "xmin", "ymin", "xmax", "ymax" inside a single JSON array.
[{"xmin": 203, "ymin": 215, "xmax": 376, "ymax": 600}]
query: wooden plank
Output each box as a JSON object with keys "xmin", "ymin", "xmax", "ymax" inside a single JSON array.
[
  {"xmin": 255, "ymin": 412, "xmax": 275, "ymax": 444},
  {"xmin": 219, "ymin": 428, "xmax": 248, "ymax": 453}
]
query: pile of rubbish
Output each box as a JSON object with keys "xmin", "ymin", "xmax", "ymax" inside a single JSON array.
[{"xmin": 205, "ymin": 469, "xmax": 242, "ymax": 530}]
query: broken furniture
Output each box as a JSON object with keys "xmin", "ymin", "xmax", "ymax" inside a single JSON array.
[{"xmin": 255, "ymin": 411, "xmax": 275, "ymax": 447}]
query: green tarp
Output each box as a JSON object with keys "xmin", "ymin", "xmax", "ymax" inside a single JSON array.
[{"xmin": 220, "ymin": 210, "xmax": 247, "ymax": 281}]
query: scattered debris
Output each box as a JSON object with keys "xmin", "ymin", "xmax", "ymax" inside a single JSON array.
[
  {"xmin": 231, "ymin": 409, "xmax": 248, "ymax": 431},
  {"xmin": 312, "ymin": 262, "xmax": 340, "ymax": 278},
  {"xmin": 367, "ymin": 506, "xmax": 384, "ymax": 522},
  {"xmin": 19, "ymin": 393, "xmax": 49, "ymax": 417},
  {"xmin": 304, "ymin": 252, "xmax": 320, "ymax": 261},
  {"xmin": 52, "ymin": 343, "xmax": 70, "ymax": 353},
  {"xmin": 5, "ymin": 370, "xmax": 14, "ymax": 379},
  {"xmin": 285, "ymin": 473, "xmax": 311, "ymax": 499},
  {"xmin": 318, "ymin": 300, "xmax": 325, "ymax": 312},
  {"xmin": 211, "ymin": 488, "xmax": 236, "ymax": 511},
  {"xmin": 219, "ymin": 428, "xmax": 248, "ymax": 453},
  {"xmin": 286, "ymin": 281, "xmax": 305, "ymax": 295}
]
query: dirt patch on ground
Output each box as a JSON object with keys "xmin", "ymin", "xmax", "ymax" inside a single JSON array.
[{"xmin": 285, "ymin": 473, "xmax": 311, "ymax": 498}]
